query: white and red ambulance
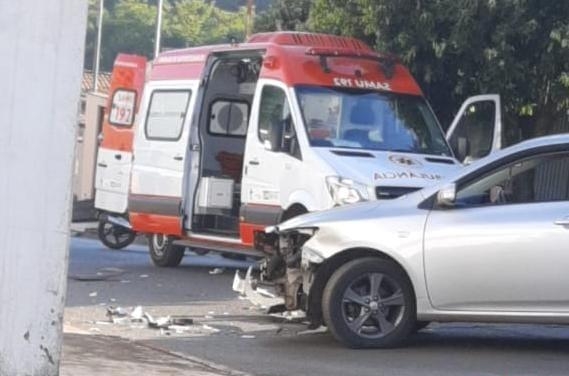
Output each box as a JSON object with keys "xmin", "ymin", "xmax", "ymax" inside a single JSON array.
[
  {"xmin": 94, "ymin": 54, "xmax": 146, "ymax": 249},
  {"xmin": 95, "ymin": 32, "xmax": 502, "ymax": 264}
]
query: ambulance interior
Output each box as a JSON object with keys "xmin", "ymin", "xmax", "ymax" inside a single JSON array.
[{"xmin": 192, "ymin": 53, "xmax": 263, "ymax": 237}]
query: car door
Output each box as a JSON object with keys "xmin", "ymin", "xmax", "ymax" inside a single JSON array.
[
  {"xmin": 424, "ymin": 150, "xmax": 569, "ymax": 312},
  {"xmin": 446, "ymin": 94, "xmax": 502, "ymax": 163},
  {"xmin": 129, "ymin": 81, "xmax": 198, "ymax": 230},
  {"xmin": 94, "ymin": 54, "xmax": 147, "ymax": 214},
  {"xmin": 240, "ymin": 80, "xmax": 304, "ymax": 223}
]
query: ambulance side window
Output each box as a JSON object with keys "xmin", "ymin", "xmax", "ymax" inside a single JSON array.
[
  {"xmin": 145, "ymin": 90, "xmax": 191, "ymax": 141},
  {"xmin": 448, "ymin": 100, "xmax": 495, "ymax": 161},
  {"xmin": 259, "ymin": 86, "xmax": 287, "ymax": 142},
  {"xmin": 258, "ymin": 85, "xmax": 300, "ymax": 158}
]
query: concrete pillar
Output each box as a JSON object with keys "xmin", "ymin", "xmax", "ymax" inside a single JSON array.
[{"xmin": 0, "ymin": 1, "xmax": 88, "ymax": 375}]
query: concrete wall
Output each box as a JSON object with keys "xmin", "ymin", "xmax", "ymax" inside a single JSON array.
[{"xmin": 0, "ymin": 1, "xmax": 88, "ymax": 375}]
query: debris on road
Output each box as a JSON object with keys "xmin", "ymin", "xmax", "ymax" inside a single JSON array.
[
  {"xmin": 240, "ymin": 334, "xmax": 256, "ymax": 339},
  {"xmin": 105, "ymin": 305, "xmax": 197, "ymax": 333},
  {"xmin": 209, "ymin": 267, "xmax": 225, "ymax": 275},
  {"xmin": 139, "ymin": 274, "xmax": 149, "ymax": 278},
  {"xmin": 89, "ymin": 291, "xmax": 98, "ymax": 298},
  {"xmin": 297, "ymin": 326, "xmax": 327, "ymax": 336}
]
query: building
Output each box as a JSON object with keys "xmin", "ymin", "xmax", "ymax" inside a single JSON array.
[{"xmin": 73, "ymin": 70, "xmax": 111, "ymax": 218}]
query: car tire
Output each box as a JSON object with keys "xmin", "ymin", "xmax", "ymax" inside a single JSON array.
[
  {"xmin": 148, "ymin": 233, "xmax": 185, "ymax": 267},
  {"xmin": 97, "ymin": 219, "xmax": 136, "ymax": 250},
  {"xmin": 322, "ymin": 257, "xmax": 416, "ymax": 348}
]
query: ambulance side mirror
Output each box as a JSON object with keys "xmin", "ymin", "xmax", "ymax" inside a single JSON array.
[{"xmin": 265, "ymin": 119, "xmax": 284, "ymax": 152}]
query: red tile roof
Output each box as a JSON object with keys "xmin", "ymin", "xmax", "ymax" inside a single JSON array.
[{"xmin": 82, "ymin": 70, "xmax": 112, "ymax": 94}]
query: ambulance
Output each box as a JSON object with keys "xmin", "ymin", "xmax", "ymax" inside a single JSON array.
[
  {"xmin": 94, "ymin": 32, "xmax": 502, "ymax": 265},
  {"xmin": 94, "ymin": 54, "xmax": 146, "ymax": 249}
]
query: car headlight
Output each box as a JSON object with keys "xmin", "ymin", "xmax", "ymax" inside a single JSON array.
[{"xmin": 326, "ymin": 176, "xmax": 371, "ymax": 205}]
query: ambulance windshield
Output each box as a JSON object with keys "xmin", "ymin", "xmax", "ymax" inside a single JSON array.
[{"xmin": 297, "ymin": 86, "xmax": 452, "ymax": 156}]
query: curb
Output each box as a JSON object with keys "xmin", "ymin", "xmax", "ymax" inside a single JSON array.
[{"xmin": 137, "ymin": 342, "xmax": 253, "ymax": 376}]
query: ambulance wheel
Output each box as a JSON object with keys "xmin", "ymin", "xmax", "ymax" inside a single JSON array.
[
  {"xmin": 148, "ymin": 234, "xmax": 185, "ymax": 267},
  {"xmin": 97, "ymin": 219, "xmax": 136, "ymax": 250}
]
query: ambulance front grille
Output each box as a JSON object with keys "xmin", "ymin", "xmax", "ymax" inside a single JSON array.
[{"xmin": 375, "ymin": 186, "xmax": 421, "ymax": 200}]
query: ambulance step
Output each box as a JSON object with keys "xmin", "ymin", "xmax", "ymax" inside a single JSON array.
[{"xmin": 173, "ymin": 237, "xmax": 264, "ymax": 258}]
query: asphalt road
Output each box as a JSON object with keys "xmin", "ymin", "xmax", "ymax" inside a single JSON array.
[{"xmin": 66, "ymin": 237, "xmax": 569, "ymax": 376}]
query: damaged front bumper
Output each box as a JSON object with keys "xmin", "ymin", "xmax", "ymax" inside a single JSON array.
[
  {"xmin": 232, "ymin": 266, "xmax": 285, "ymax": 311},
  {"xmin": 233, "ymin": 226, "xmax": 320, "ymax": 316}
]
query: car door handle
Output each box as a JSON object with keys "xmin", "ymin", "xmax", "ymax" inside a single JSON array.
[
  {"xmin": 249, "ymin": 160, "xmax": 260, "ymax": 166},
  {"xmin": 114, "ymin": 154, "xmax": 122, "ymax": 160},
  {"xmin": 98, "ymin": 163, "xmax": 107, "ymax": 168},
  {"xmin": 173, "ymin": 155, "xmax": 184, "ymax": 161}
]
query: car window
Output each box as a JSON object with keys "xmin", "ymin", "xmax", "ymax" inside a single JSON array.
[
  {"xmin": 448, "ymin": 100, "xmax": 496, "ymax": 161},
  {"xmin": 258, "ymin": 85, "xmax": 291, "ymax": 143},
  {"xmin": 455, "ymin": 152, "xmax": 569, "ymax": 207},
  {"xmin": 145, "ymin": 90, "xmax": 191, "ymax": 141}
]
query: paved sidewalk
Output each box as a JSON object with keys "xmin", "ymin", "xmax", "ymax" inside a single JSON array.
[{"xmin": 61, "ymin": 333, "xmax": 248, "ymax": 376}]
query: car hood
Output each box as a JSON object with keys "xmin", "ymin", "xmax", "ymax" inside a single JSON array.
[
  {"xmin": 312, "ymin": 148, "xmax": 461, "ymax": 189},
  {"xmin": 275, "ymin": 196, "xmax": 420, "ymax": 233}
]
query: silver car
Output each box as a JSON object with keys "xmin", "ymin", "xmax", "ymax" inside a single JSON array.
[{"xmin": 240, "ymin": 134, "xmax": 569, "ymax": 348}]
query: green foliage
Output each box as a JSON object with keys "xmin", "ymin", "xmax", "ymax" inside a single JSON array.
[
  {"xmin": 309, "ymin": 0, "xmax": 569, "ymax": 130},
  {"xmin": 167, "ymin": 0, "xmax": 246, "ymax": 47},
  {"xmin": 85, "ymin": 0, "xmax": 252, "ymax": 71},
  {"xmin": 254, "ymin": 0, "xmax": 310, "ymax": 32},
  {"xmin": 103, "ymin": 0, "xmax": 156, "ymax": 69}
]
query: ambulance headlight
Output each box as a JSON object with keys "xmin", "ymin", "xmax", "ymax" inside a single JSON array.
[{"xmin": 326, "ymin": 176, "xmax": 371, "ymax": 205}]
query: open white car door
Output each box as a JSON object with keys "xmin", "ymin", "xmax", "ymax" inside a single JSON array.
[{"xmin": 446, "ymin": 94, "xmax": 502, "ymax": 163}]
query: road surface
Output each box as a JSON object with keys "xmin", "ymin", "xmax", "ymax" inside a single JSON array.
[{"xmin": 65, "ymin": 237, "xmax": 569, "ymax": 376}]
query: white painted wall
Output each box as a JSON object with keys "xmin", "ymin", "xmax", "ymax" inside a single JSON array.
[
  {"xmin": 75, "ymin": 92, "xmax": 107, "ymax": 200},
  {"xmin": 0, "ymin": 1, "xmax": 88, "ymax": 375}
]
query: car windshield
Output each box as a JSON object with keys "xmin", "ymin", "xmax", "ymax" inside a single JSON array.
[{"xmin": 296, "ymin": 86, "xmax": 452, "ymax": 156}]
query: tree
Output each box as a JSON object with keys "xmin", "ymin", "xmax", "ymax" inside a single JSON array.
[
  {"xmin": 310, "ymin": 0, "xmax": 569, "ymax": 135},
  {"xmin": 104, "ymin": 0, "xmax": 157, "ymax": 68},
  {"xmin": 167, "ymin": 0, "xmax": 246, "ymax": 47},
  {"xmin": 84, "ymin": 0, "xmax": 251, "ymax": 71},
  {"xmin": 254, "ymin": 0, "xmax": 311, "ymax": 32}
]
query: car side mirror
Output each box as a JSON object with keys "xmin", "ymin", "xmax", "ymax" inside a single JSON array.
[{"xmin": 436, "ymin": 183, "xmax": 457, "ymax": 207}]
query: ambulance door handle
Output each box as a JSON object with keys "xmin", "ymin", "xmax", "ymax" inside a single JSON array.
[
  {"xmin": 98, "ymin": 163, "xmax": 107, "ymax": 168},
  {"xmin": 248, "ymin": 160, "xmax": 260, "ymax": 166},
  {"xmin": 173, "ymin": 156, "xmax": 184, "ymax": 161},
  {"xmin": 114, "ymin": 154, "xmax": 122, "ymax": 160}
]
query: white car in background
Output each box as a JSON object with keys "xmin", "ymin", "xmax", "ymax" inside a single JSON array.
[{"xmin": 238, "ymin": 134, "xmax": 569, "ymax": 348}]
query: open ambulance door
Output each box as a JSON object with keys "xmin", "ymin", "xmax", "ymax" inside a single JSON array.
[
  {"xmin": 445, "ymin": 94, "xmax": 502, "ymax": 164},
  {"xmin": 94, "ymin": 54, "xmax": 147, "ymax": 215},
  {"xmin": 128, "ymin": 80, "xmax": 199, "ymax": 237}
]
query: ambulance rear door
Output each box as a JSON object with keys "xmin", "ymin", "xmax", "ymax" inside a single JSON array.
[
  {"xmin": 129, "ymin": 80, "xmax": 199, "ymax": 235},
  {"xmin": 94, "ymin": 54, "xmax": 147, "ymax": 214}
]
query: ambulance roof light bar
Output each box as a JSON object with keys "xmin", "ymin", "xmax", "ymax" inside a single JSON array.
[{"xmin": 305, "ymin": 47, "xmax": 399, "ymax": 79}]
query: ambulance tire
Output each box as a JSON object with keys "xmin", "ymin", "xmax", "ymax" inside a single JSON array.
[
  {"xmin": 148, "ymin": 233, "xmax": 185, "ymax": 267},
  {"xmin": 98, "ymin": 219, "xmax": 136, "ymax": 250}
]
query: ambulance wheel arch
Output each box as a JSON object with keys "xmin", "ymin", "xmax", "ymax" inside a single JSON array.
[{"xmin": 281, "ymin": 203, "xmax": 308, "ymax": 222}]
